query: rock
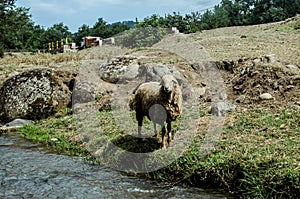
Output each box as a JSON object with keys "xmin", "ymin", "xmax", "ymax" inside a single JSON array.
[
  {"xmin": 194, "ymin": 87, "xmax": 207, "ymax": 97},
  {"xmin": 0, "ymin": 68, "xmax": 75, "ymax": 122},
  {"xmin": 139, "ymin": 63, "xmax": 183, "ymax": 83},
  {"xmin": 211, "ymin": 102, "xmax": 236, "ymax": 116},
  {"xmin": 139, "ymin": 63, "xmax": 194, "ymax": 100},
  {"xmin": 236, "ymin": 95, "xmax": 246, "ymax": 103},
  {"xmin": 219, "ymin": 92, "xmax": 227, "ymax": 100},
  {"xmin": 253, "ymin": 58, "xmax": 261, "ymax": 66},
  {"xmin": 72, "ymin": 81, "xmax": 96, "ymax": 104},
  {"xmin": 290, "ymin": 104, "xmax": 300, "ymax": 111},
  {"xmin": 99, "ymin": 56, "xmax": 139, "ymax": 83},
  {"xmin": 259, "ymin": 93, "xmax": 273, "ymax": 100},
  {"xmin": 263, "ymin": 54, "xmax": 277, "ymax": 64},
  {"xmin": 121, "ymin": 63, "xmax": 140, "ymax": 82},
  {"xmin": 1, "ymin": 119, "xmax": 33, "ymax": 133},
  {"xmin": 286, "ymin": 65, "xmax": 298, "ymax": 70}
]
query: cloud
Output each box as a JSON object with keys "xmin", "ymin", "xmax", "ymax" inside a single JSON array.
[{"xmin": 17, "ymin": 0, "xmax": 222, "ymax": 32}]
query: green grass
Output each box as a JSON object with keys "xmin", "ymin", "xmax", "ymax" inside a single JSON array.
[
  {"xmin": 15, "ymin": 108, "xmax": 300, "ymax": 198},
  {"xmin": 146, "ymin": 109, "xmax": 300, "ymax": 198},
  {"xmin": 268, "ymin": 16, "xmax": 300, "ymax": 34},
  {"xmin": 17, "ymin": 113, "xmax": 92, "ymax": 159}
]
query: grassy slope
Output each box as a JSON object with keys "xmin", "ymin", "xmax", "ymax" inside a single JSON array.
[{"xmin": 1, "ymin": 16, "xmax": 300, "ymax": 198}]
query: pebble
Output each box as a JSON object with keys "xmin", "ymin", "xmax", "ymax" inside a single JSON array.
[
  {"xmin": 290, "ymin": 105, "xmax": 300, "ymax": 111},
  {"xmin": 211, "ymin": 102, "xmax": 236, "ymax": 116},
  {"xmin": 236, "ymin": 95, "xmax": 246, "ymax": 103},
  {"xmin": 263, "ymin": 54, "xmax": 277, "ymax": 64},
  {"xmin": 259, "ymin": 93, "xmax": 273, "ymax": 100},
  {"xmin": 1, "ymin": 119, "xmax": 33, "ymax": 133},
  {"xmin": 286, "ymin": 65, "xmax": 298, "ymax": 70}
]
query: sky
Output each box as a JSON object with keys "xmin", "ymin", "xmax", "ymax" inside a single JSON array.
[{"xmin": 16, "ymin": 0, "xmax": 221, "ymax": 33}]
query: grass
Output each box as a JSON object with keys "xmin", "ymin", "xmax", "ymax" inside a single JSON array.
[
  {"xmin": 0, "ymin": 51, "xmax": 85, "ymax": 66},
  {"xmin": 17, "ymin": 109, "xmax": 93, "ymax": 160},
  {"xmin": 144, "ymin": 109, "xmax": 299, "ymax": 198},
  {"xmin": 267, "ymin": 14, "xmax": 300, "ymax": 34},
  {"xmin": 15, "ymin": 108, "xmax": 300, "ymax": 198},
  {"xmin": 0, "ymin": 51, "xmax": 85, "ymax": 83},
  {"xmin": 192, "ymin": 16, "xmax": 300, "ymax": 66}
]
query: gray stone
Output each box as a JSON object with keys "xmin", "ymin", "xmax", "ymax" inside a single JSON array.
[
  {"xmin": 290, "ymin": 104, "xmax": 300, "ymax": 111},
  {"xmin": 259, "ymin": 93, "xmax": 273, "ymax": 100},
  {"xmin": 253, "ymin": 58, "xmax": 261, "ymax": 66},
  {"xmin": 211, "ymin": 102, "xmax": 236, "ymax": 116},
  {"xmin": 286, "ymin": 65, "xmax": 298, "ymax": 70},
  {"xmin": 99, "ymin": 56, "xmax": 138, "ymax": 83},
  {"xmin": 139, "ymin": 63, "xmax": 183, "ymax": 83},
  {"xmin": 1, "ymin": 119, "xmax": 33, "ymax": 133},
  {"xmin": 0, "ymin": 68, "xmax": 75, "ymax": 122},
  {"xmin": 194, "ymin": 87, "xmax": 207, "ymax": 97},
  {"xmin": 263, "ymin": 54, "xmax": 277, "ymax": 64},
  {"xmin": 122, "ymin": 63, "xmax": 140, "ymax": 81},
  {"xmin": 138, "ymin": 63, "xmax": 194, "ymax": 101},
  {"xmin": 73, "ymin": 81, "xmax": 96, "ymax": 104},
  {"xmin": 236, "ymin": 95, "xmax": 246, "ymax": 103}
]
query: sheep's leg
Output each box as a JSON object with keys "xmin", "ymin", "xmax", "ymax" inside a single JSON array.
[
  {"xmin": 138, "ymin": 120, "xmax": 143, "ymax": 138},
  {"xmin": 167, "ymin": 122, "xmax": 172, "ymax": 146},
  {"xmin": 136, "ymin": 113, "xmax": 143, "ymax": 138},
  {"xmin": 153, "ymin": 123, "xmax": 159, "ymax": 138},
  {"xmin": 161, "ymin": 125, "xmax": 167, "ymax": 149}
]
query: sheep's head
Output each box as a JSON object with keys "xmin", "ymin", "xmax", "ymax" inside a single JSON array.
[{"xmin": 160, "ymin": 74, "xmax": 178, "ymax": 95}]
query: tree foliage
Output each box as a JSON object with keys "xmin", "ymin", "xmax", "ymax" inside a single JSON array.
[
  {"xmin": 0, "ymin": 0, "xmax": 299, "ymax": 56},
  {"xmin": 0, "ymin": 0, "xmax": 32, "ymax": 54},
  {"xmin": 136, "ymin": 0, "xmax": 300, "ymax": 32},
  {"xmin": 120, "ymin": 27, "xmax": 169, "ymax": 48}
]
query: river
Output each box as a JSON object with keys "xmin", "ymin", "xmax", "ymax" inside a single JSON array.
[{"xmin": 0, "ymin": 134, "xmax": 226, "ymax": 199}]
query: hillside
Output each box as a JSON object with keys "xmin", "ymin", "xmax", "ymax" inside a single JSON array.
[
  {"xmin": 193, "ymin": 14, "xmax": 300, "ymax": 64},
  {"xmin": 192, "ymin": 15, "xmax": 300, "ymax": 111}
]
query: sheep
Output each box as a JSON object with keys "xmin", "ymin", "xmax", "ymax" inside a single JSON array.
[{"xmin": 128, "ymin": 74, "xmax": 182, "ymax": 149}]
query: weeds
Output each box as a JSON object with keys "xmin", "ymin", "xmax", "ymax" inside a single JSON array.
[{"xmin": 15, "ymin": 108, "xmax": 299, "ymax": 198}]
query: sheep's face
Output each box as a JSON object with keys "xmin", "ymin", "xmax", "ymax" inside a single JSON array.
[{"xmin": 160, "ymin": 75, "xmax": 178, "ymax": 94}]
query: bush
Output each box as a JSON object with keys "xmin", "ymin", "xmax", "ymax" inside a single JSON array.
[{"xmin": 118, "ymin": 27, "xmax": 170, "ymax": 49}]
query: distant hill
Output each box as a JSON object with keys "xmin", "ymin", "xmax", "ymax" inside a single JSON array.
[{"xmin": 111, "ymin": 21, "xmax": 136, "ymax": 28}]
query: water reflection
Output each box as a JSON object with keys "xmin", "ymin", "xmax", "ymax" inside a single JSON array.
[{"xmin": 0, "ymin": 134, "xmax": 226, "ymax": 199}]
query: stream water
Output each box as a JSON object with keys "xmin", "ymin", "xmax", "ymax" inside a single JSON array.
[{"xmin": 0, "ymin": 134, "xmax": 226, "ymax": 199}]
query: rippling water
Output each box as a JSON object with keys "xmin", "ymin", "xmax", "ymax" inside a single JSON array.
[{"xmin": 0, "ymin": 134, "xmax": 226, "ymax": 199}]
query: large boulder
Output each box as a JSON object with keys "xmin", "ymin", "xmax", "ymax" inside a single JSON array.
[
  {"xmin": 99, "ymin": 57, "xmax": 197, "ymax": 101},
  {"xmin": 138, "ymin": 63, "xmax": 195, "ymax": 100},
  {"xmin": 99, "ymin": 56, "xmax": 139, "ymax": 83},
  {"xmin": 0, "ymin": 68, "xmax": 76, "ymax": 122}
]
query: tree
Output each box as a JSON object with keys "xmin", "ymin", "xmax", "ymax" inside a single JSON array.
[
  {"xmin": 199, "ymin": 10, "xmax": 215, "ymax": 30},
  {"xmin": 110, "ymin": 22, "xmax": 130, "ymax": 36},
  {"xmin": 273, "ymin": 0, "xmax": 300, "ymax": 18},
  {"xmin": 136, "ymin": 14, "xmax": 167, "ymax": 28},
  {"xmin": 41, "ymin": 23, "xmax": 72, "ymax": 49},
  {"xmin": 165, "ymin": 12, "xmax": 187, "ymax": 32},
  {"xmin": 0, "ymin": 0, "xmax": 33, "ymax": 53},
  {"xmin": 24, "ymin": 25, "xmax": 46, "ymax": 51},
  {"xmin": 74, "ymin": 24, "xmax": 91, "ymax": 46},
  {"xmin": 250, "ymin": 0, "xmax": 289, "ymax": 24},
  {"xmin": 90, "ymin": 18, "xmax": 112, "ymax": 38},
  {"xmin": 212, "ymin": 4, "xmax": 231, "ymax": 28}
]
